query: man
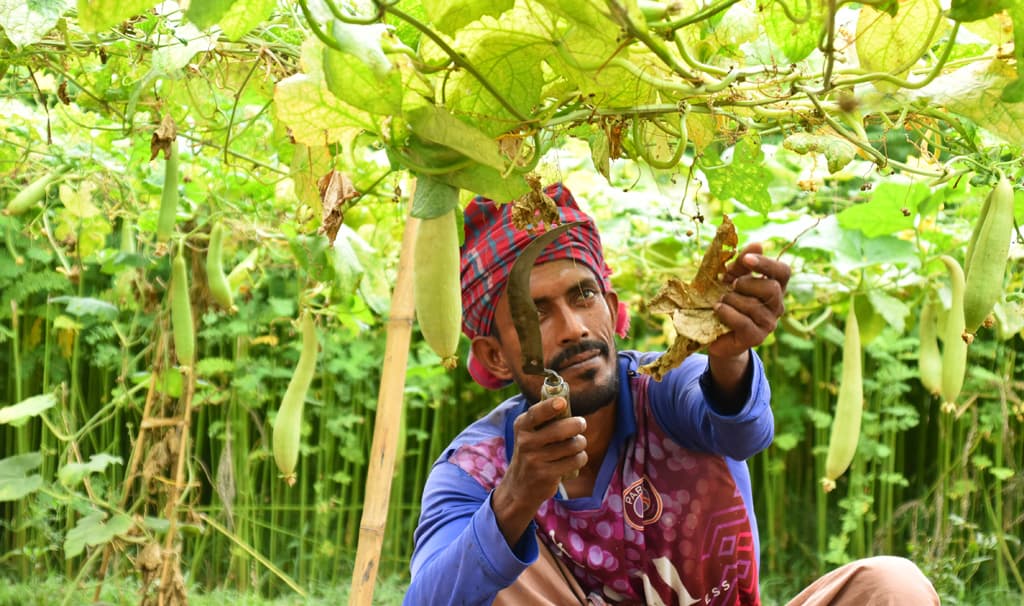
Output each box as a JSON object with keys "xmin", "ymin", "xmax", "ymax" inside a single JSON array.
[{"xmin": 404, "ymin": 183, "xmax": 938, "ymax": 605}]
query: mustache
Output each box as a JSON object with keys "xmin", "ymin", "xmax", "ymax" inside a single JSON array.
[{"xmin": 548, "ymin": 340, "xmax": 609, "ymax": 372}]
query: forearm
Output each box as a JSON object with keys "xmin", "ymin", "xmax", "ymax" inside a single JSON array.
[
  {"xmin": 706, "ymin": 349, "xmax": 753, "ymax": 415},
  {"xmin": 407, "ymin": 491, "xmax": 537, "ymax": 606},
  {"xmin": 491, "ymin": 478, "xmax": 544, "ymax": 548}
]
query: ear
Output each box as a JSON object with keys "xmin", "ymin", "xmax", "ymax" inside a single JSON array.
[
  {"xmin": 470, "ymin": 335, "xmax": 514, "ymax": 381},
  {"xmin": 605, "ymin": 290, "xmax": 620, "ymax": 321}
]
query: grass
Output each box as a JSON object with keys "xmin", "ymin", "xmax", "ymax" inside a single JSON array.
[{"xmin": 0, "ymin": 575, "xmax": 410, "ymax": 606}]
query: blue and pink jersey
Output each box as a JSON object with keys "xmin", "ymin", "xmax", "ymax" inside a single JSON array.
[{"xmin": 407, "ymin": 351, "xmax": 774, "ymax": 605}]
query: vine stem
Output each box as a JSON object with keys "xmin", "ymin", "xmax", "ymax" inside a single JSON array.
[{"xmin": 378, "ymin": 3, "xmax": 528, "ymax": 122}]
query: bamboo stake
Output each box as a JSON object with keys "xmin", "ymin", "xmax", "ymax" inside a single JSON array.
[{"xmin": 348, "ymin": 190, "xmax": 420, "ymax": 606}]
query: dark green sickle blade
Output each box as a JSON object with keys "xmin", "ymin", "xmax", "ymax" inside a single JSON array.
[{"xmin": 506, "ymin": 221, "xmax": 584, "ymax": 376}]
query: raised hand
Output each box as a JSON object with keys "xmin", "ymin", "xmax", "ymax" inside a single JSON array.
[{"xmin": 491, "ymin": 397, "xmax": 588, "ymax": 548}]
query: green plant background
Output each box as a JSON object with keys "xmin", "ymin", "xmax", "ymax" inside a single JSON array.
[{"xmin": 1, "ymin": 0, "xmax": 1023, "ymax": 604}]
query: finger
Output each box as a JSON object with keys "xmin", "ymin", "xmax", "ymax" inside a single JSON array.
[
  {"xmin": 722, "ymin": 243, "xmax": 764, "ymax": 283},
  {"xmin": 718, "ymin": 290, "xmax": 782, "ymax": 333},
  {"xmin": 713, "ymin": 299, "xmax": 775, "ymax": 348},
  {"xmin": 735, "ymin": 253, "xmax": 791, "ymax": 293},
  {"xmin": 517, "ymin": 397, "xmax": 571, "ymax": 431},
  {"xmin": 726, "ymin": 277, "xmax": 785, "ymax": 316},
  {"xmin": 535, "ymin": 433, "xmax": 588, "ymax": 462}
]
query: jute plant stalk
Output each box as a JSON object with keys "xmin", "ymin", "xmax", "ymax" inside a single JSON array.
[{"xmin": 348, "ymin": 190, "xmax": 420, "ymax": 606}]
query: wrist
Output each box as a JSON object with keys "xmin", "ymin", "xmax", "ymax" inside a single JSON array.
[
  {"xmin": 705, "ymin": 350, "xmax": 753, "ymax": 413},
  {"xmin": 491, "ymin": 481, "xmax": 537, "ymax": 549}
]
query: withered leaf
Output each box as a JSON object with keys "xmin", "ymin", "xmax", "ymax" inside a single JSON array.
[
  {"xmin": 317, "ymin": 170, "xmax": 359, "ymax": 243},
  {"xmin": 511, "ymin": 173, "xmax": 559, "ymax": 230},
  {"xmin": 150, "ymin": 114, "xmax": 177, "ymax": 161},
  {"xmin": 639, "ymin": 215, "xmax": 738, "ymax": 381}
]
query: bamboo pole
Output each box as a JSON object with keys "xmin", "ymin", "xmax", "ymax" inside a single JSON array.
[{"xmin": 348, "ymin": 191, "xmax": 420, "ymax": 606}]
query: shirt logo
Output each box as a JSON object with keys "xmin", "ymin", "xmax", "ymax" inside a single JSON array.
[{"xmin": 623, "ymin": 476, "xmax": 662, "ymax": 530}]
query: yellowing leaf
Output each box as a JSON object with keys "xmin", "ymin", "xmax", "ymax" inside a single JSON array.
[
  {"xmin": 76, "ymin": 0, "xmax": 158, "ymax": 33},
  {"xmin": 59, "ymin": 181, "xmax": 100, "ymax": 218},
  {"xmin": 274, "ymin": 74, "xmax": 374, "ymax": 147},
  {"xmin": 444, "ymin": 12, "xmax": 550, "ymax": 136},
  {"xmin": 421, "ymin": 0, "xmax": 514, "ymax": 35},
  {"xmin": 855, "ymin": 0, "xmax": 942, "ymax": 90},
  {"xmin": 917, "ymin": 58, "xmax": 1024, "ymax": 146},
  {"xmin": 639, "ymin": 216, "xmax": 738, "ymax": 381},
  {"xmin": 217, "ymin": 0, "xmax": 275, "ymax": 40}
]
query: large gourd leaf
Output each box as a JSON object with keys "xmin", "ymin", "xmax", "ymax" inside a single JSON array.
[
  {"xmin": 76, "ymin": 0, "xmax": 159, "ymax": 33},
  {"xmin": 0, "ymin": 394, "xmax": 57, "ymax": 427},
  {"xmin": 761, "ymin": 0, "xmax": 825, "ymax": 63},
  {"xmin": 856, "ymin": 0, "xmax": 942, "ymax": 90},
  {"xmin": 275, "ymin": 40, "xmax": 377, "ymax": 148},
  {"xmin": 442, "ymin": 10, "xmax": 550, "ymax": 137},
  {"xmin": 407, "ymin": 104, "xmax": 505, "ymax": 171},
  {"xmin": 917, "ymin": 58, "xmax": 1024, "ymax": 146},
  {"xmin": 0, "ymin": 0, "xmax": 72, "ymax": 47},
  {"xmin": 0, "ymin": 452, "xmax": 43, "ymax": 502},
  {"xmin": 837, "ymin": 181, "xmax": 928, "ymax": 238},
  {"xmin": 421, "ymin": 0, "xmax": 514, "ymax": 35},
  {"xmin": 539, "ymin": 0, "xmax": 660, "ymax": 107},
  {"xmin": 64, "ymin": 511, "xmax": 133, "ymax": 559},
  {"xmin": 217, "ymin": 0, "xmax": 276, "ymax": 40},
  {"xmin": 706, "ymin": 138, "xmax": 773, "ymax": 215}
]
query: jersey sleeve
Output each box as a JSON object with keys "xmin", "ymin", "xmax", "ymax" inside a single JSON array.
[
  {"xmin": 646, "ymin": 351, "xmax": 774, "ymax": 460},
  {"xmin": 404, "ymin": 461, "xmax": 539, "ymax": 605}
]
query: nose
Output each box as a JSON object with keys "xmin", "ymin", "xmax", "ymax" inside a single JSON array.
[{"xmin": 548, "ymin": 301, "xmax": 589, "ymax": 345}]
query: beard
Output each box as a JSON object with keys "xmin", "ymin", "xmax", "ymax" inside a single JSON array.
[{"xmin": 515, "ymin": 339, "xmax": 619, "ymax": 417}]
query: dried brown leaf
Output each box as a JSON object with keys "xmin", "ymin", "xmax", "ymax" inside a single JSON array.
[
  {"xmin": 317, "ymin": 170, "xmax": 359, "ymax": 242},
  {"xmin": 150, "ymin": 114, "xmax": 177, "ymax": 161},
  {"xmin": 640, "ymin": 216, "xmax": 738, "ymax": 381}
]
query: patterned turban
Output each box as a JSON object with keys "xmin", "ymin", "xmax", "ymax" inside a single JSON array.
[{"xmin": 460, "ymin": 183, "xmax": 629, "ymax": 389}]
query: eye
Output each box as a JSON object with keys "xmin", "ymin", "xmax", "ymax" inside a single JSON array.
[{"xmin": 576, "ymin": 287, "xmax": 598, "ymax": 303}]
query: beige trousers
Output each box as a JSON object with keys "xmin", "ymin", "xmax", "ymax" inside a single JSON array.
[{"xmin": 493, "ymin": 543, "xmax": 940, "ymax": 606}]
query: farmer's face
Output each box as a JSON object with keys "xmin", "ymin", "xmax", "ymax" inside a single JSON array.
[{"xmin": 490, "ymin": 259, "xmax": 620, "ymax": 416}]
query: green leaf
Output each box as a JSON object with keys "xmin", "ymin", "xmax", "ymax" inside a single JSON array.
[
  {"xmin": 58, "ymin": 453, "xmax": 122, "ymax": 487},
  {"xmin": 865, "ymin": 289, "xmax": 910, "ymax": 335},
  {"xmin": 949, "ymin": 0, "xmax": 1008, "ymax": 22},
  {"xmin": 64, "ymin": 511, "xmax": 133, "ymax": 559},
  {"xmin": 421, "ymin": 0, "xmax": 514, "ymax": 35},
  {"xmin": 0, "ymin": 452, "xmax": 43, "ymax": 502},
  {"xmin": 410, "ymin": 175, "xmax": 460, "ymax": 220},
  {"xmin": 215, "ymin": 0, "xmax": 274, "ymax": 39},
  {"xmin": 196, "ymin": 357, "xmax": 236, "ymax": 376},
  {"xmin": 0, "ymin": 394, "xmax": 57, "ymax": 427},
  {"xmin": 185, "ymin": 0, "xmax": 235, "ymax": 30},
  {"xmin": 436, "ymin": 162, "xmax": 530, "ymax": 203},
  {"xmin": 0, "ymin": 0, "xmax": 72, "ymax": 48},
  {"xmin": 782, "ymin": 132, "xmax": 857, "ymax": 173},
  {"xmin": 407, "ymin": 104, "xmax": 505, "ymax": 171},
  {"xmin": 76, "ymin": 0, "xmax": 159, "ymax": 32},
  {"xmin": 322, "ymin": 46, "xmax": 403, "ymax": 115},
  {"xmin": 800, "ymin": 217, "xmax": 919, "ymax": 272},
  {"xmin": 855, "ymin": 0, "xmax": 941, "ymax": 90},
  {"xmin": 274, "ymin": 73, "xmax": 374, "ymax": 148},
  {"xmin": 49, "ymin": 296, "xmax": 119, "ymax": 320},
  {"xmin": 330, "ymin": 20, "xmax": 393, "ymax": 79},
  {"xmin": 706, "ymin": 138, "xmax": 773, "ymax": 214},
  {"xmin": 918, "ymin": 58, "xmax": 1024, "ymax": 146},
  {"xmin": 761, "ymin": 0, "xmax": 823, "ymax": 63},
  {"xmin": 442, "ymin": 10, "xmax": 551, "ymax": 136},
  {"xmin": 989, "ymin": 466, "xmax": 1015, "ymax": 481},
  {"xmin": 837, "ymin": 181, "xmax": 926, "ymax": 237},
  {"xmin": 150, "ymin": 21, "xmax": 217, "ymax": 75}
]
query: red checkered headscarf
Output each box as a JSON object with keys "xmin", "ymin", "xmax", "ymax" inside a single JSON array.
[{"xmin": 461, "ymin": 183, "xmax": 629, "ymax": 389}]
